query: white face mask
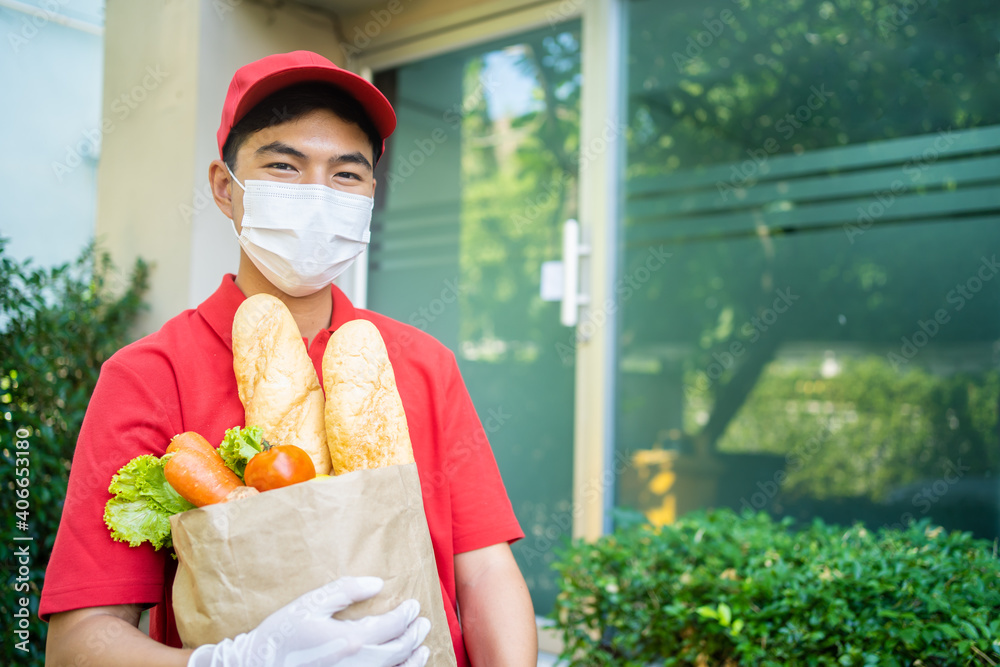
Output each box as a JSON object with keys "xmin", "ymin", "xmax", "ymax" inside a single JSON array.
[{"xmin": 228, "ymin": 166, "xmax": 373, "ymax": 297}]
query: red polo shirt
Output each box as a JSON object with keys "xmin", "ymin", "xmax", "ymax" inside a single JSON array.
[{"xmin": 40, "ymin": 275, "xmax": 523, "ymax": 666}]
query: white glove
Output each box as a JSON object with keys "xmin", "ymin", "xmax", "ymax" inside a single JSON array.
[{"xmin": 187, "ymin": 576, "xmax": 431, "ymax": 667}]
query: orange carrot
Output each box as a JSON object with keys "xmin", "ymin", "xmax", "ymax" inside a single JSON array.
[
  {"xmin": 167, "ymin": 431, "xmax": 223, "ymax": 462},
  {"xmin": 164, "ymin": 449, "xmax": 244, "ymax": 507}
]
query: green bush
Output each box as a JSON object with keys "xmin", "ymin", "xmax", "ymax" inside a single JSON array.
[
  {"xmin": 552, "ymin": 509, "xmax": 1000, "ymax": 666},
  {"xmin": 0, "ymin": 238, "xmax": 148, "ymax": 665}
]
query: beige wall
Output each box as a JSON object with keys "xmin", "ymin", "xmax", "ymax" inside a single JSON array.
[
  {"xmin": 98, "ymin": 0, "xmax": 347, "ymax": 334},
  {"xmin": 97, "ymin": 0, "xmax": 199, "ymax": 335}
]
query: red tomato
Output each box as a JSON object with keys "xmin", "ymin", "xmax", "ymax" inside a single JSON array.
[{"xmin": 244, "ymin": 443, "xmax": 316, "ymax": 492}]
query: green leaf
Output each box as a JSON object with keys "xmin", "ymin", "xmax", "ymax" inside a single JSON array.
[
  {"xmin": 103, "ymin": 496, "xmax": 173, "ymax": 550},
  {"xmin": 219, "ymin": 426, "xmax": 265, "ymax": 479},
  {"xmin": 138, "ymin": 456, "xmax": 195, "ymax": 515},
  {"xmin": 219, "ymin": 425, "xmax": 266, "ymax": 479},
  {"xmin": 958, "ymin": 620, "xmax": 979, "ymax": 640},
  {"xmin": 696, "ymin": 605, "xmax": 719, "ymax": 620},
  {"xmin": 898, "ymin": 627, "xmax": 919, "ymax": 645},
  {"xmin": 718, "ymin": 602, "xmax": 732, "ymax": 627},
  {"xmin": 103, "ymin": 453, "xmax": 195, "ymax": 550}
]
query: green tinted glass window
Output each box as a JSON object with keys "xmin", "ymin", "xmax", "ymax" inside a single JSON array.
[{"xmin": 616, "ymin": 0, "xmax": 1000, "ymax": 539}]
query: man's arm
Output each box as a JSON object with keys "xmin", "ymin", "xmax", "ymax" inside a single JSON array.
[
  {"xmin": 455, "ymin": 543, "xmax": 537, "ymax": 666},
  {"xmin": 46, "ymin": 605, "xmax": 192, "ymax": 667}
]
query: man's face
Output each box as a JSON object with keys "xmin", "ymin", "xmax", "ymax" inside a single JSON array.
[{"xmin": 228, "ymin": 108, "xmax": 376, "ymax": 233}]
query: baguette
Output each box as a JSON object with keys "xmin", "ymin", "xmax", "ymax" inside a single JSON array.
[
  {"xmin": 232, "ymin": 294, "xmax": 332, "ymax": 475},
  {"xmin": 322, "ymin": 319, "xmax": 414, "ymax": 474}
]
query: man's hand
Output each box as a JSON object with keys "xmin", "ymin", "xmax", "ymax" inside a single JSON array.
[{"xmin": 188, "ymin": 576, "xmax": 430, "ymax": 667}]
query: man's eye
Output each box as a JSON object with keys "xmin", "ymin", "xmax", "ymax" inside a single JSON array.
[
  {"xmin": 267, "ymin": 163, "xmax": 295, "ymax": 171},
  {"xmin": 336, "ymin": 172, "xmax": 361, "ymax": 180}
]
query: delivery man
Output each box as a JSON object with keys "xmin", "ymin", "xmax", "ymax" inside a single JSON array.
[{"xmin": 41, "ymin": 50, "xmax": 537, "ymax": 666}]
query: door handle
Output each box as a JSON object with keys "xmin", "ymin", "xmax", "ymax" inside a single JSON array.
[{"xmin": 561, "ymin": 218, "xmax": 591, "ymax": 327}]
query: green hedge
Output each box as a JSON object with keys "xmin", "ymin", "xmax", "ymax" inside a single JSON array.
[
  {"xmin": 552, "ymin": 509, "xmax": 1000, "ymax": 666},
  {"xmin": 0, "ymin": 238, "xmax": 148, "ymax": 665}
]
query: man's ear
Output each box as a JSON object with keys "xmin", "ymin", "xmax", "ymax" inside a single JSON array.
[{"xmin": 209, "ymin": 159, "xmax": 235, "ymax": 220}]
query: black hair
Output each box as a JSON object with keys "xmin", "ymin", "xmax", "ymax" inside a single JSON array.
[{"xmin": 222, "ymin": 81, "xmax": 382, "ymax": 171}]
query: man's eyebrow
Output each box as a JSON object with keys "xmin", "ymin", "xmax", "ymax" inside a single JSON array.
[
  {"xmin": 331, "ymin": 151, "xmax": 373, "ymax": 172},
  {"xmin": 254, "ymin": 141, "xmax": 307, "ymax": 160}
]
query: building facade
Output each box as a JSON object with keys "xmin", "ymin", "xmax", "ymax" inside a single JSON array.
[{"xmin": 35, "ymin": 0, "xmax": 1000, "ymax": 649}]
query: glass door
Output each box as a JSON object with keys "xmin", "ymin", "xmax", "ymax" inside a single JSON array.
[{"xmin": 366, "ymin": 20, "xmax": 583, "ymax": 615}]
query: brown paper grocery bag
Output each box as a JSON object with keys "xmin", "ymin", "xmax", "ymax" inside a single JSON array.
[{"xmin": 170, "ymin": 463, "xmax": 457, "ymax": 665}]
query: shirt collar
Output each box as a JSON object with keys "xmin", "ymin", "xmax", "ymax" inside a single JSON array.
[{"xmin": 198, "ymin": 274, "xmax": 358, "ymax": 351}]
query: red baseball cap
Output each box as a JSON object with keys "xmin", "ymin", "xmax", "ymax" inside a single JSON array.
[{"xmin": 216, "ymin": 50, "xmax": 396, "ymax": 161}]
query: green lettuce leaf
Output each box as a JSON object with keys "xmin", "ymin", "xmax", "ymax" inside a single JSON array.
[
  {"xmin": 219, "ymin": 426, "xmax": 266, "ymax": 479},
  {"xmin": 103, "ymin": 496, "xmax": 174, "ymax": 550},
  {"xmin": 103, "ymin": 454, "xmax": 195, "ymax": 550},
  {"xmin": 138, "ymin": 457, "xmax": 195, "ymax": 515}
]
